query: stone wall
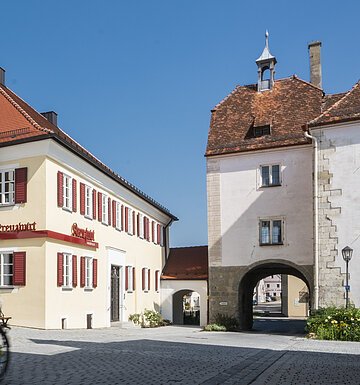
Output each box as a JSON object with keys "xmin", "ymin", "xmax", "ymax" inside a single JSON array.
[{"xmin": 316, "ymin": 130, "xmax": 345, "ymax": 307}]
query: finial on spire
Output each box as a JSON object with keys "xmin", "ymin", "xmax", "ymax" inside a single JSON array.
[{"xmin": 265, "ymin": 30, "xmax": 269, "ymax": 48}]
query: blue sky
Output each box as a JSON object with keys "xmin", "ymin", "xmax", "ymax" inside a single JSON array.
[{"xmin": 1, "ymin": 1, "xmax": 359, "ymax": 246}]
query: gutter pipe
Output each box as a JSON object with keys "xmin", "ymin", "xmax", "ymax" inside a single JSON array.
[{"xmin": 305, "ymin": 129, "xmax": 319, "ymax": 310}]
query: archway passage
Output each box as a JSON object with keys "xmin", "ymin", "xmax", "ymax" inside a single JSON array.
[
  {"xmin": 172, "ymin": 290, "xmax": 200, "ymax": 326},
  {"xmin": 239, "ymin": 262, "xmax": 311, "ymax": 331}
]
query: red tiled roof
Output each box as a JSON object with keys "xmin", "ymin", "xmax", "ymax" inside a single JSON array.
[
  {"xmin": 206, "ymin": 76, "xmax": 324, "ymax": 156},
  {"xmin": 309, "ymin": 81, "xmax": 360, "ymax": 127},
  {"xmin": 162, "ymin": 246, "xmax": 208, "ymax": 280},
  {"xmin": 0, "ymin": 84, "xmax": 177, "ymax": 220}
]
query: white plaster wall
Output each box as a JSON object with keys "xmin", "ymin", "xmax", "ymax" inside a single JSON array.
[
  {"xmin": 161, "ymin": 280, "xmax": 208, "ymax": 326},
  {"xmin": 317, "ymin": 122, "xmax": 360, "ymax": 307},
  {"xmin": 218, "ymin": 146, "xmax": 313, "ymax": 267}
]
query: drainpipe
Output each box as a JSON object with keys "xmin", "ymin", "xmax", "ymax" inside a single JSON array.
[{"xmin": 305, "ymin": 129, "xmax": 319, "ymax": 310}]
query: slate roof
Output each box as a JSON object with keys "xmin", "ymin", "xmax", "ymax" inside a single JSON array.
[
  {"xmin": 0, "ymin": 83, "xmax": 177, "ymax": 220},
  {"xmin": 206, "ymin": 76, "xmax": 325, "ymax": 156},
  {"xmin": 309, "ymin": 81, "xmax": 360, "ymax": 127},
  {"xmin": 161, "ymin": 246, "xmax": 208, "ymax": 280}
]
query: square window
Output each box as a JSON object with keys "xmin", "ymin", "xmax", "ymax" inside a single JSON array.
[
  {"xmin": 260, "ymin": 164, "xmax": 281, "ymax": 187},
  {"xmin": 128, "ymin": 208, "xmax": 133, "ymax": 235},
  {"xmin": 115, "ymin": 202, "xmax": 121, "ymax": 230},
  {"xmin": 0, "ymin": 170, "xmax": 15, "ymax": 205},
  {"xmin": 0, "ymin": 253, "xmax": 13, "ymax": 286},
  {"xmin": 85, "ymin": 257, "xmax": 93, "ymax": 288},
  {"xmin": 62, "ymin": 174, "xmax": 72, "ymax": 211},
  {"xmin": 102, "ymin": 194, "xmax": 108, "ymax": 224},
  {"xmin": 63, "ymin": 253, "xmax": 73, "ymax": 287},
  {"xmin": 260, "ymin": 219, "xmax": 283, "ymax": 245}
]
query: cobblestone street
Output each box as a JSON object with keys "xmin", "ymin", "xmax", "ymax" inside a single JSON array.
[{"xmin": 4, "ymin": 321, "xmax": 360, "ymax": 384}]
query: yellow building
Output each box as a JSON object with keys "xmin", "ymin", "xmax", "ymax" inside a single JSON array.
[{"xmin": 0, "ymin": 68, "xmax": 177, "ymax": 329}]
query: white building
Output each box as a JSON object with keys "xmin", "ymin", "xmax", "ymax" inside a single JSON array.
[{"xmin": 206, "ymin": 35, "xmax": 359, "ymax": 329}]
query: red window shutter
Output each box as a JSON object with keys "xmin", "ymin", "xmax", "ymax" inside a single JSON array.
[
  {"xmin": 157, "ymin": 224, "xmax": 161, "ymax": 245},
  {"xmin": 72, "ymin": 255, "xmax": 77, "ymax": 287},
  {"xmin": 132, "ymin": 211, "xmax": 136, "ymax": 236},
  {"xmin": 15, "ymin": 168, "xmax": 27, "ymax": 204},
  {"xmin": 93, "ymin": 259, "xmax": 98, "ymax": 288},
  {"xmin": 142, "ymin": 268, "xmax": 145, "ymax": 291},
  {"xmin": 80, "ymin": 183, "xmax": 85, "ymax": 215},
  {"xmin": 13, "ymin": 252, "xmax": 26, "ymax": 286},
  {"xmin": 72, "ymin": 179, "xmax": 77, "ymax": 212},
  {"xmin": 155, "ymin": 270, "xmax": 159, "ymax": 292},
  {"xmin": 152, "ymin": 221, "xmax": 155, "ymax": 243},
  {"xmin": 80, "ymin": 256, "xmax": 85, "ymax": 287},
  {"xmin": 132, "ymin": 267, "xmax": 136, "ymax": 290},
  {"xmin": 108, "ymin": 197, "xmax": 112, "ymax": 225},
  {"xmin": 125, "ymin": 207, "xmax": 129, "ymax": 232},
  {"xmin": 146, "ymin": 218, "xmax": 150, "ymax": 241},
  {"xmin": 121, "ymin": 205, "xmax": 124, "ymax": 230},
  {"xmin": 112, "ymin": 200, "xmax": 117, "ymax": 227},
  {"xmin": 57, "ymin": 252, "xmax": 64, "ymax": 287},
  {"xmin": 92, "ymin": 189, "xmax": 97, "ymax": 219},
  {"xmin": 57, "ymin": 171, "xmax": 64, "ymax": 207},
  {"xmin": 125, "ymin": 267, "xmax": 129, "ymax": 291},
  {"xmin": 137, "ymin": 214, "xmax": 140, "ymax": 237},
  {"xmin": 98, "ymin": 192, "xmax": 102, "ymax": 222},
  {"xmin": 143, "ymin": 217, "xmax": 147, "ymax": 240},
  {"xmin": 148, "ymin": 268, "xmax": 151, "ymax": 290}
]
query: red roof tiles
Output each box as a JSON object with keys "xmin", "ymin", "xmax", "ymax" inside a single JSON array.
[
  {"xmin": 206, "ymin": 76, "xmax": 324, "ymax": 156},
  {"xmin": 162, "ymin": 246, "xmax": 208, "ymax": 280}
]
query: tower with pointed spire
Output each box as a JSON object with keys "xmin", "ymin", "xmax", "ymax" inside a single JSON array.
[{"xmin": 256, "ymin": 31, "xmax": 277, "ymax": 91}]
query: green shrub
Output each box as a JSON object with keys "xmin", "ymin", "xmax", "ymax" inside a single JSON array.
[
  {"xmin": 204, "ymin": 323, "xmax": 227, "ymax": 332},
  {"xmin": 204, "ymin": 313, "xmax": 239, "ymax": 332},
  {"xmin": 129, "ymin": 310, "xmax": 167, "ymax": 328},
  {"xmin": 306, "ymin": 307, "xmax": 360, "ymax": 341}
]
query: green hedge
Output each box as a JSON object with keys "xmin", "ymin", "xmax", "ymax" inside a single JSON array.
[{"xmin": 306, "ymin": 307, "xmax": 360, "ymax": 341}]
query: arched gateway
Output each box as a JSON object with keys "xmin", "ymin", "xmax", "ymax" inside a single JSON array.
[{"xmin": 238, "ymin": 261, "xmax": 312, "ymax": 330}]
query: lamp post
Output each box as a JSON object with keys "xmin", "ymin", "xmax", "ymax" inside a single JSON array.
[{"xmin": 341, "ymin": 246, "xmax": 353, "ymax": 309}]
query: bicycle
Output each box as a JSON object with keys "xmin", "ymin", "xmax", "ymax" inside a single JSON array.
[{"xmin": 0, "ymin": 315, "xmax": 10, "ymax": 381}]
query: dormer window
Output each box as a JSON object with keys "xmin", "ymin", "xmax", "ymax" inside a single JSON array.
[{"xmin": 254, "ymin": 125, "xmax": 271, "ymax": 137}]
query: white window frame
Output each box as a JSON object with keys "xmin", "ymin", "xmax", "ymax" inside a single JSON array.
[
  {"xmin": 159, "ymin": 225, "xmax": 164, "ymax": 247},
  {"xmin": 85, "ymin": 185, "xmax": 93, "ymax": 219},
  {"xmin": 139, "ymin": 214, "xmax": 144, "ymax": 239},
  {"xmin": 143, "ymin": 267, "xmax": 149, "ymax": 292},
  {"xmin": 128, "ymin": 208, "xmax": 133, "ymax": 235},
  {"xmin": 85, "ymin": 256, "xmax": 93, "ymax": 289},
  {"xmin": 260, "ymin": 164, "xmax": 281, "ymax": 187},
  {"xmin": 127, "ymin": 265, "xmax": 134, "ymax": 292},
  {"xmin": 155, "ymin": 269, "xmax": 160, "ymax": 293},
  {"xmin": 63, "ymin": 253, "xmax": 73, "ymax": 288},
  {"xmin": 115, "ymin": 202, "xmax": 121, "ymax": 230},
  {"xmin": 0, "ymin": 169, "xmax": 15, "ymax": 206},
  {"xmin": 0, "ymin": 252, "xmax": 13, "ymax": 286},
  {"xmin": 62, "ymin": 174, "xmax": 72, "ymax": 211},
  {"xmin": 259, "ymin": 218, "xmax": 284, "ymax": 246},
  {"xmin": 102, "ymin": 194, "xmax": 108, "ymax": 224}
]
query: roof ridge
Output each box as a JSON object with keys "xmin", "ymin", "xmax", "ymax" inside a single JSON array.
[
  {"xmin": 0, "ymin": 86, "xmax": 53, "ymax": 134},
  {"xmin": 291, "ymin": 75, "xmax": 324, "ymax": 92},
  {"xmin": 309, "ymin": 81, "xmax": 360, "ymax": 125}
]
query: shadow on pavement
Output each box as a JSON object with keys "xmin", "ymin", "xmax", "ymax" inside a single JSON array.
[
  {"xmin": 3, "ymin": 337, "xmax": 360, "ymax": 385},
  {"xmin": 251, "ymin": 318, "xmax": 307, "ymax": 336}
]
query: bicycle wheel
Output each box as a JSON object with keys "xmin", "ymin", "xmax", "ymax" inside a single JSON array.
[{"xmin": 0, "ymin": 327, "xmax": 9, "ymax": 380}]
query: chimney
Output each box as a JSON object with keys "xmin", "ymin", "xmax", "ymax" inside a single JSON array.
[
  {"xmin": 308, "ymin": 41, "xmax": 322, "ymax": 89},
  {"xmin": 41, "ymin": 111, "xmax": 58, "ymax": 126},
  {"xmin": 0, "ymin": 68, "xmax": 5, "ymax": 86}
]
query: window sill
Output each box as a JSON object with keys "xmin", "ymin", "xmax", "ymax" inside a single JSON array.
[
  {"xmin": 62, "ymin": 207, "xmax": 72, "ymax": 213},
  {"xmin": 260, "ymin": 184, "xmax": 282, "ymax": 188},
  {"xmin": 0, "ymin": 203, "xmax": 15, "ymax": 208},
  {"xmin": 85, "ymin": 215, "xmax": 93, "ymax": 221},
  {"xmin": 127, "ymin": 290, "xmax": 134, "ymax": 294},
  {"xmin": 101, "ymin": 221, "xmax": 109, "ymax": 226},
  {"xmin": 61, "ymin": 287, "xmax": 73, "ymax": 291},
  {"xmin": 84, "ymin": 287, "xmax": 93, "ymax": 292},
  {"xmin": 260, "ymin": 243, "xmax": 284, "ymax": 247}
]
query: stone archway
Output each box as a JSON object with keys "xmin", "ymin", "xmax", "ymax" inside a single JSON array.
[
  {"xmin": 238, "ymin": 261, "xmax": 312, "ymax": 330},
  {"xmin": 172, "ymin": 289, "xmax": 201, "ymax": 325}
]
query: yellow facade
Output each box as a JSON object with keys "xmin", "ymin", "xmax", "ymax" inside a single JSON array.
[{"xmin": 0, "ymin": 141, "xmax": 173, "ymax": 329}]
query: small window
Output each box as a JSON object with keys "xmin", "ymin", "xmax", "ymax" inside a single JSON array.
[
  {"xmin": 260, "ymin": 219, "xmax": 283, "ymax": 245},
  {"xmin": 63, "ymin": 174, "xmax": 72, "ymax": 211},
  {"xmin": 128, "ymin": 208, "xmax": 133, "ymax": 235},
  {"xmin": 63, "ymin": 253, "xmax": 73, "ymax": 287},
  {"xmin": 85, "ymin": 257, "xmax": 93, "ymax": 288},
  {"xmin": 139, "ymin": 214, "xmax": 144, "ymax": 239},
  {"xmin": 277, "ymin": 284, "xmax": 280, "ymax": 288},
  {"xmin": 102, "ymin": 194, "xmax": 108, "ymax": 224},
  {"xmin": 260, "ymin": 165, "xmax": 281, "ymax": 187},
  {"xmin": 115, "ymin": 202, "xmax": 121, "ymax": 230},
  {"xmin": 85, "ymin": 185, "xmax": 93, "ymax": 218},
  {"xmin": 0, "ymin": 170, "xmax": 15, "ymax": 206},
  {"xmin": 0, "ymin": 252, "xmax": 13, "ymax": 286},
  {"xmin": 266, "ymin": 283, "xmax": 270, "ymax": 288},
  {"xmin": 126, "ymin": 266, "xmax": 134, "ymax": 292},
  {"xmin": 254, "ymin": 125, "xmax": 270, "ymax": 137}
]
